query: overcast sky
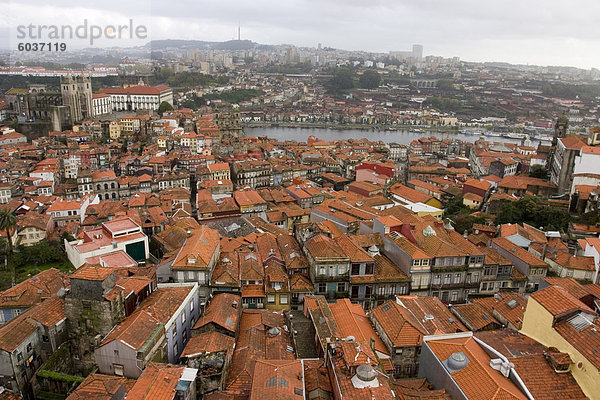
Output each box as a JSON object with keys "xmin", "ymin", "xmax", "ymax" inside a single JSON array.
[{"xmin": 2, "ymin": 0, "xmax": 600, "ymax": 69}]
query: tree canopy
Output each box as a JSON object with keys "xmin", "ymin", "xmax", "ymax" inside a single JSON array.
[
  {"xmin": 157, "ymin": 101, "xmax": 174, "ymax": 115},
  {"xmin": 359, "ymin": 69, "xmax": 381, "ymax": 89},
  {"xmin": 494, "ymin": 195, "xmax": 571, "ymax": 232},
  {"xmin": 330, "ymin": 67, "xmax": 355, "ymax": 90}
]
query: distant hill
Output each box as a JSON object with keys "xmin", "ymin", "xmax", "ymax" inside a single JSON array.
[{"xmin": 148, "ymin": 39, "xmax": 261, "ymax": 51}]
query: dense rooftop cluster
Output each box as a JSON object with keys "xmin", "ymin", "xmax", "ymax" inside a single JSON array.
[{"xmin": 0, "ymin": 76, "xmax": 599, "ymax": 399}]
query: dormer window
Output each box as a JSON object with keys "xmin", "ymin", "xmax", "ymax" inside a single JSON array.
[{"xmin": 187, "ymin": 257, "xmax": 196, "ymax": 264}]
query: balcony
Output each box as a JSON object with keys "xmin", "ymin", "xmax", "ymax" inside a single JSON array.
[{"xmin": 430, "ymin": 265, "xmax": 467, "ymax": 273}]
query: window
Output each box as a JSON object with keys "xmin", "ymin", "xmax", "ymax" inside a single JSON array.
[
  {"xmin": 267, "ymin": 294, "xmax": 276, "ymax": 304},
  {"xmin": 412, "ymin": 275, "xmax": 421, "ymax": 288},
  {"xmin": 26, "ymin": 343, "xmax": 32, "ymax": 353},
  {"xmin": 114, "ymin": 349, "xmax": 119, "ymax": 356},
  {"xmin": 172, "ymin": 342, "xmax": 178, "ymax": 356},
  {"xmin": 433, "ymin": 275, "xmax": 441, "ymax": 285},
  {"xmin": 318, "ymin": 283, "xmax": 326, "ymax": 294},
  {"xmin": 280, "ymin": 295, "xmax": 288, "ymax": 305},
  {"xmin": 395, "ymin": 348, "xmax": 403, "ymax": 355},
  {"xmin": 114, "ymin": 364, "xmax": 124, "ymax": 376},
  {"xmin": 182, "ymin": 329, "xmax": 188, "ymax": 343},
  {"xmin": 181, "ymin": 313, "xmax": 186, "ymax": 325},
  {"xmin": 365, "ymin": 263, "xmax": 374, "ymax": 274},
  {"xmin": 337, "ymin": 282, "xmax": 346, "ymax": 292},
  {"xmin": 566, "ymin": 269, "xmax": 574, "ymax": 278},
  {"xmin": 319, "ymin": 266, "xmax": 326, "ymax": 276},
  {"xmin": 190, "ymin": 301, "xmax": 194, "ymax": 313},
  {"xmin": 177, "ymin": 271, "xmax": 184, "ymax": 281},
  {"xmin": 451, "ymin": 291, "xmax": 458, "ymax": 302},
  {"xmin": 454, "ymin": 273, "xmax": 461, "ymax": 284},
  {"xmin": 351, "ymin": 264, "xmax": 360, "ymax": 275},
  {"xmin": 444, "ymin": 274, "xmax": 451, "ymax": 285}
]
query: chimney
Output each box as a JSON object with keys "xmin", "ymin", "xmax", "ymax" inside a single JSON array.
[
  {"xmin": 186, "ymin": 228, "xmax": 191, "ymax": 238},
  {"xmin": 489, "ymin": 358, "xmax": 513, "ymax": 377}
]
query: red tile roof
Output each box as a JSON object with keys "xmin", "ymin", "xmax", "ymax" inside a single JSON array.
[
  {"xmin": 125, "ymin": 362, "xmax": 185, "ymax": 400},
  {"xmin": 66, "ymin": 373, "xmax": 130, "ymax": 400},
  {"xmin": 530, "ymin": 285, "xmax": 593, "ymax": 317},
  {"xmin": 0, "ymin": 297, "xmax": 65, "ymax": 352},
  {"xmin": 194, "ymin": 293, "xmax": 241, "ymax": 332},
  {"xmin": 329, "ymin": 298, "xmax": 388, "ymax": 356},
  {"xmin": 172, "ymin": 225, "xmax": 220, "ymax": 270},
  {"xmin": 371, "ymin": 300, "xmax": 428, "ymax": 347},
  {"xmin": 426, "ymin": 335, "xmax": 528, "ymax": 400},
  {"xmin": 249, "ymin": 360, "xmax": 304, "ymax": 400},
  {"xmin": 70, "ymin": 264, "xmax": 115, "ymax": 281},
  {"xmin": 180, "ymin": 331, "xmax": 235, "ymax": 358},
  {"xmin": 0, "ymin": 268, "xmax": 68, "ymax": 308},
  {"xmin": 396, "ymin": 296, "xmax": 467, "ymax": 334}
]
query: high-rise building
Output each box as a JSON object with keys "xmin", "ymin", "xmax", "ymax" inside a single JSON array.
[{"xmin": 412, "ymin": 44, "xmax": 423, "ymax": 62}]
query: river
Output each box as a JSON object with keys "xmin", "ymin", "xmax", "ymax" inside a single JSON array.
[{"xmin": 244, "ymin": 126, "xmax": 546, "ymax": 146}]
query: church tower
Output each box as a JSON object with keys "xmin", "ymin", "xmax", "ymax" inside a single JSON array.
[{"xmin": 61, "ymin": 74, "xmax": 93, "ymax": 123}]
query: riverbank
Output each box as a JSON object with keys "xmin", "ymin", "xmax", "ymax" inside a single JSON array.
[{"xmin": 243, "ymin": 126, "xmax": 531, "ymax": 146}]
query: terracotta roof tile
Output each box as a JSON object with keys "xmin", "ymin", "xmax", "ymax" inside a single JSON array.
[
  {"xmin": 426, "ymin": 335, "xmax": 528, "ymax": 400},
  {"xmin": 194, "ymin": 293, "xmax": 241, "ymax": 332},
  {"xmin": 181, "ymin": 331, "xmax": 235, "ymax": 358},
  {"xmin": 530, "ymin": 285, "xmax": 593, "ymax": 317},
  {"xmin": 451, "ymin": 303, "xmax": 501, "ymax": 331}
]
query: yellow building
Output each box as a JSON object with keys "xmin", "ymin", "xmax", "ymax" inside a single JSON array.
[
  {"xmin": 109, "ymin": 121, "xmax": 121, "ymax": 139},
  {"xmin": 16, "ymin": 214, "xmax": 50, "ymax": 247},
  {"xmin": 265, "ymin": 291, "xmax": 290, "ymax": 311},
  {"xmin": 520, "ymin": 285, "xmax": 600, "ymax": 398},
  {"xmin": 462, "ymin": 192, "xmax": 483, "ymax": 209}
]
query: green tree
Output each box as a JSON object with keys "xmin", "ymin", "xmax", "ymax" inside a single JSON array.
[
  {"xmin": 330, "ymin": 67, "xmax": 355, "ymax": 91},
  {"xmin": 529, "ymin": 165, "xmax": 548, "ymax": 180},
  {"xmin": 0, "ymin": 210, "xmax": 16, "ymax": 254},
  {"xmin": 359, "ymin": 69, "xmax": 381, "ymax": 89},
  {"xmin": 493, "ymin": 195, "xmax": 572, "ymax": 232},
  {"xmin": 437, "ymin": 79, "xmax": 455, "ymax": 91},
  {"xmin": 157, "ymin": 101, "xmax": 174, "ymax": 116},
  {"xmin": 453, "ymin": 214, "xmax": 488, "ymax": 235},
  {"xmin": 445, "ymin": 195, "xmax": 470, "ymax": 217}
]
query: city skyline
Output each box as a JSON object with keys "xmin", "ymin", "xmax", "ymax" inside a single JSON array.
[{"xmin": 1, "ymin": 0, "xmax": 600, "ymax": 70}]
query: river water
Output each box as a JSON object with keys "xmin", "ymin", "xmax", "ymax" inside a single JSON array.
[{"xmin": 244, "ymin": 126, "xmax": 540, "ymax": 146}]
